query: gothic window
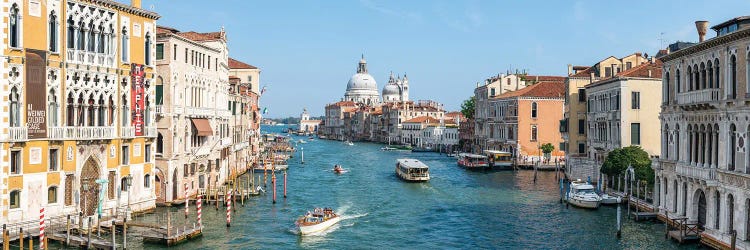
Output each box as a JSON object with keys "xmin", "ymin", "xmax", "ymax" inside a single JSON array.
[
  {"xmin": 676, "ymin": 69, "xmax": 681, "ymax": 93},
  {"xmin": 715, "ymin": 191, "xmax": 721, "ymax": 229},
  {"xmin": 157, "ymin": 133, "xmax": 164, "ymax": 155},
  {"xmin": 9, "ymin": 4, "xmax": 20, "ymax": 48},
  {"xmin": 121, "ymin": 27, "xmax": 129, "ymax": 62},
  {"xmin": 731, "ymin": 55, "xmax": 737, "ymax": 99},
  {"xmin": 715, "ymin": 59, "xmax": 721, "ymax": 89},
  {"xmin": 728, "ymin": 194, "xmax": 735, "ymax": 233},
  {"xmin": 144, "ymin": 174, "xmax": 151, "ymax": 188},
  {"xmin": 664, "ymin": 72, "xmax": 670, "ymax": 103},
  {"xmin": 48, "ymin": 89, "xmax": 58, "ymax": 126},
  {"xmin": 67, "ymin": 17, "xmax": 75, "ymax": 49},
  {"xmin": 121, "ymin": 94, "xmax": 129, "ymax": 126},
  {"xmin": 730, "ymin": 124, "xmax": 737, "ymax": 171},
  {"xmin": 88, "ymin": 23, "xmax": 96, "ymax": 52},
  {"xmin": 98, "ymin": 26, "xmax": 105, "ymax": 53},
  {"xmin": 77, "ymin": 93, "xmax": 85, "ymax": 126},
  {"xmin": 109, "ymin": 96, "xmax": 115, "ymax": 126},
  {"xmin": 9, "ymin": 87, "xmax": 20, "ymax": 127},
  {"xmin": 687, "ymin": 66, "xmax": 693, "ymax": 91},
  {"xmin": 98, "ymin": 96, "xmax": 105, "ymax": 126},
  {"xmin": 531, "ymin": 102, "xmax": 537, "ymax": 118},
  {"xmin": 77, "ymin": 20, "xmax": 85, "ymax": 50},
  {"xmin": 700, "ymin": 63, "xmax": 706, "ymax": 90},
  {"xmin": 87, "ymin": 95, "xmax": 95, "ymax": 126},
  {"xmin": 49, "ymin": 12, "xmax": 58, "ymax": 52},
  {"xmin": 707, "ymin": 60, "xmax": 714, "ymax": 88},
  {"xmin": 67, "ymin": 92, "xmax": 75, "ymax": 126}
]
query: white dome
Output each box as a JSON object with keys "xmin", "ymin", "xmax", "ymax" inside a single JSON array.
[
  {"xmin": 382, "ymin": 83, "xmax": 400, "ymax": 96},
  {"xmin": 347, "ymin": 73, "xmax": 378, "ymax": 91}
]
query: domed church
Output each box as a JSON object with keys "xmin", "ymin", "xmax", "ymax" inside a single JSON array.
[
  {"xmin": 382, "ymin": 72, "xmax": 409, "ymax": 103},
  {"xmin": 344, "ymin": 55, "xmax": 381, "ymax": 105}
]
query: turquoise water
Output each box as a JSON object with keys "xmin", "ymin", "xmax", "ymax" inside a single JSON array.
[{"xmin": 53, "ymin": 125, "xmax": 696, "ymax": 249}]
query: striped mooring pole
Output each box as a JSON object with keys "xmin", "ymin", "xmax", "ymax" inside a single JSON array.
[
  {"xmin": 185, "ymin": 184, "xmax": 189, "ymax": 218},
  {"xmin": 197, "ymin": 195, "xmax": 202, "ymax": 228},
  {"xmin": 226, "ymin": 190, "xmax": 232, "ymax": 227},
  {"xmin": 39, "ymin": 207, "xmax": 45, "ymax": 250}
]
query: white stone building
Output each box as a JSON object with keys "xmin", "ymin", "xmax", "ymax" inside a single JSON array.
[{"xmin": 344, "ymin": 56, "xmax": 380, "ymax": 105}]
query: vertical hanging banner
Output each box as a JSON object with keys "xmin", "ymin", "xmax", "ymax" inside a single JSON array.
[
  {"xmin": 131, "ymin": 63, "xmax": 145, "ymax": 136},
  {"xmin": 26, "ymin": 49, "xmax": 47, "ymax": 139}
]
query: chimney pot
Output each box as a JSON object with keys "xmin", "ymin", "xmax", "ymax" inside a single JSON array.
[
  {"xmin": 567, "ymin": 64, "xmax": 573, "ymax": 76},
  {"xmin": 695, "ymin": 20, "xmax": 709, "ymax": 42}
]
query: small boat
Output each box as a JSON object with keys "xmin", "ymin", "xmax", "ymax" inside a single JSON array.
[
  {"xmin": 381, "ymin": 146, "xmax": 396, "ymax": 151},
  {"xmin": 299, "ymin": 139, "xmax": 307, "ymax": 144},
  {"xmin": 566, "ymin": 180, "xmax": 602, "ymax": 209},
  {"xmin": 296, "ymin": 207, "xmax": 341, "ymax": 235},
  {"xmin": 457, "ymin": 153, "xmax": 489, "ymax": 170},
  {"xmin": 411, "ymin": 146, "xmax": 433, "ymax": 152},
  {"xmin": 308, "ymin": 136, "xmax": 314, "ymax": 140},
  {"xmin": 345, "ymin": 141, "xmax": 354, "ymax": 146},
  {"xmin": 600, "ymin": 193, "xmax": 622, "ymax": 205},
  {"xmin": 333, "ymin": 165, "xmax": 347, "ymax": 174},
  {"xmin": 395, "ymin": 159, "xmax": 430, "ymax": 182}
]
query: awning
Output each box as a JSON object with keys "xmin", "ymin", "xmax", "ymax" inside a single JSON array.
[{"xmin": 191, "ymin": 118, "xmax": 213, "ymax": 136}]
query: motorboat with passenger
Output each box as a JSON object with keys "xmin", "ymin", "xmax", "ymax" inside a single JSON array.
[
  {"xmin": 333, "ymin": 165, "xmax": 347, "ymax": 174},
  {"xmin": 296, "ymin": 207, "xmax": 341, "ymax": 235}
]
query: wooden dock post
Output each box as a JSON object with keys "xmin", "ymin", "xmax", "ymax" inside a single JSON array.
[
  {"xmin": 665, "ymin": 210, "xmax": 669, "ymax": 239},
  {"xmin": 27, "ymin": 235, "xmax": 31, "ymax": 250},
  {"xmin": 616, "ymin": 205, "xmax": 622, "ymax": 238},
  {"xmin": 2, "ymin": 225, "xmax": 7, "ymax": 250},
  {"xmin": 284, "ymin": 171, "xmax": 287, "ymax": 198},
  {"xmin": 111, "ymin": 216, "xmax": 116, "ymax": 250},
  {"xmin": 19, "ymin": 228, "xmax": 23, "ymax": 250},
  {"xmin": 87, "ymin": 217, "xmax": 92, "ymax": 249},
  {"xmin": 123, "ymin": 216, "xmax": 128, "ymax": 249},
  {"xmin": 197, "ymin": 195, "xmax": 203, "ymax": 228},
  {"xmin": 272, "ymin": 173, "xmax": 277, "ymax": 204},
  {"xmin": 732, "ymin": 230, "xmax": 737, "ymax": 250},
  {"xmin": 66, "ymin": 214, "xmax": 70, "ymax": 246}
]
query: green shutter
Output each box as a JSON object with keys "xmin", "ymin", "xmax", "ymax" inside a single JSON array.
[{"xmin": 155, "ymin": 85, "xmax": 163, "ymax": 105}]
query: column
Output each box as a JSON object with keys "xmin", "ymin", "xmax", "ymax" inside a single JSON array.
[
  {"xmin": 689, "ymin": 130, "xmax": 694, "ymax": 164},
  {"xmin": 707, "ymin": 130, "xmax": 713, "ymax": 167},
  {"xmin": 714, "ymin": 131, "xmax": 719, "ymax": 168}
]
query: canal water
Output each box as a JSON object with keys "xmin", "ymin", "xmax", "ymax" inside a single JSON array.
[{"xmin": 56, "ymin": 125, "xmax": 697, "ymax": 249}]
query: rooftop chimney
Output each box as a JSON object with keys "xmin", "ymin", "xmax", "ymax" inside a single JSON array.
[
  {"xmin": 695, "ymin": 20, "xmax": 709, "ymax": 42},
  {"xmin": 567, "ymin": 64, "xmax": 572, "ymax": 76}
]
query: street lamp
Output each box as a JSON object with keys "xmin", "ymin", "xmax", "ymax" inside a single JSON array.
[{"xmin": 125, "ymin": 174, "xmax": 133, "ymax": 214}]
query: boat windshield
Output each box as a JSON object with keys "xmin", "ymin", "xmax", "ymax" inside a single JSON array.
[{"xmin": 578, "ymin": 189, "xmax": 596, "ymax": 194}]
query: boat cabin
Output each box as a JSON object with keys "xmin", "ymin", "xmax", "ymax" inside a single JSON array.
[
  {"xmin": 396, "ymin": 159, "xmax": 430, "ymax": 179},
  {"xmin": 484, "ymin": 150, "xmax": 513, "ymax": 167}
]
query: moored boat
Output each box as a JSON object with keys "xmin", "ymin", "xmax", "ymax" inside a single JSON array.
[
  {"xmin": 600, "ymin": 193, "xmax": 622, "ymax": 205},
  {"xmin": 395, "ymin": 159, "xmax": 430, "ymax": 182},
  {"xmin": 484, "ymin": 150, "xmax": 514, "ymax": 170},
  {"xmin": 457, "ymin": 153, "xmax": 489, "ymax": 170},
  {"xmin": 566, "ymin": 180, "xmax": 602, "ymax": 209},
  {"xmin": 296, "ymin": 208, "xmax": 341, "ymax": 235},
  {"xmin": 345, "ymin": 141, "xmax": 354, "ymax": 146}
]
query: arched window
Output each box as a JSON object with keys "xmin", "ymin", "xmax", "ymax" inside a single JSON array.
[
  {"xmin": 121, "ymin": 177, "xmax": 129, "ymax": 191},
  {"xmin": 694, "ymin": 65, "xmax": 700, "ymax": 90},
  {"xmin": 9, "ymin": 190, "xmax": 20, "ymax": 209},
  {"xmin": 687, "ymin": 66, "xmax": 693, "ymax": 91},
  {"xmin": 715, "ymin": 191, "xmax": 721, "ymax": 229},
  {"xmin": 98, "ymin": 96, "xmax": 105, "ymax": 126},
  {"xmin": 700, "ymin": 63, "xmax": 706, "ymax": 90},
  {"xmin": 9, "ymin": 4, "xmax": 20, "ymax": 48},
  {"xmin": 145, "ymin": 32, "xmax": 152, "ymax": 65},
  {"xmin": 77, "ymin": 20, "xmax": 85, "ymax": 50},
  {"xmin": 67, "ymin": 17, "xmax": 75, "ymax": 49},
  {"xmin": 664, "ymin": 124, "xmax": 669, "ymax": 159},
  {"xmin": 10, "ymin": 87, "xmax": 20, "ymax": 127},
  {"xmin": 157, "ymin": 132, "xmax": 164, "ymax": 155},
  {"xmin": 121, "ymin": 94, "xmax": 129, "ymax": 126},
  {"xmin": 730, "ymin": 124, "xmax": 737, "ymax": 171},
  {"xmin": 88, "ymin": 23, "xmax": 95, "ymax": 52},
  {"xmin": 676, "ymin": 69, "xmax": 681, "ymax": 93},
  {"xmin": 121, "ymin": 27, "xmax": 129, "ymax": 62},
  {"xmin": 664, "ymin": 72, "xmax": 670, "ymax": 103},
  {"xmin": 728, "ymin": 194, "xmax": 735, "ymax": 233},
  {"xmin": 715, "ymin": 59, "xmax": 721, "ymax": 89},
  {"xmin": 48, "ymin": 89, "xmax": 58, "ymax": 127},
  {"xmin": 144, "ymin": 174, "xmax": 151, "ymax": 188},
  {"xmin": 49, "ymin": 11, "xmax": 58, "ymax": 52},
  {"xmin": 87, "ymin": 94, "xmax": 95, "ymax": 126},
  {"xmin": 531, "ymin": 102, "xmax": 537, "ymax": 118},
  {"xmin": 98, "ymin": 26, "xmax": 105, "ymax": 53},
  {"xmin": 48, "ymin": 186, "xmax": 58, "ymax": 204},
  {"xmin": 731, "ymin": 55, "xmax": 737, "ymax": 99},
  {"xmin": 707, "ymin": 61, "xmax": 714, "ymax": 88},
  {"xmin": 67, "ymin": 92, "xmax": 75, "ymax": 126},
  {"xmin": 108, "ymin": 96, "xmax": 115, "ymax": 126},
  {"xmin": 672, "ymin": 180, "xmax": 678, "ymax": 212}
]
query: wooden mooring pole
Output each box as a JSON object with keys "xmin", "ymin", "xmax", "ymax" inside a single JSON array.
[
  {"xmin": 66, "ymin": 214, "xmax": 71, "ymax": 246},
  {"xmin": 616, "ymin": 205, "xmax": 622, "ymax": 238},
  {"xmin": 19, "ymin": 228, "xmax": 23, "ymax": 250},
  {"xmin": 3, "ymin": 225, "xmax": 7, "ymax": 250},
  {"xmin": 284, "ymin": 171, "xmax": 288, "ymax": 198}
]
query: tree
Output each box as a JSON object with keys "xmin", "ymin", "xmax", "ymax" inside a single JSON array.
[
  {"xmin": 600, "ymin": 146, "xmax": 654, "ymax": 185},
  {"xmin": 540, "ymin": 143, "xmax": 554, "ymax": 154},
  {"xmin": 461, "ymin": 96, "xmax": 475, "ymax": 119}
]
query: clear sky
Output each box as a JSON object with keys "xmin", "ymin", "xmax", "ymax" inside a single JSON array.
[{"xmin": 143, "ymin": 0, "xmax": 750, "ymax": 118}]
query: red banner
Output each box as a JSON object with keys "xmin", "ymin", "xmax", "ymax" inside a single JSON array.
[{"xmin": 131, "ymin": 64, "xmax": 145, "ymax": 136}]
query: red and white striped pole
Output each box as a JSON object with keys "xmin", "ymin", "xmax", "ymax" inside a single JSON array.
[
  {"xmin": 39, "ymin": 207, "xmax": 45, "ymax": 249},
  {"xmin": 185, "ymin": 183, "xmax": 189, "ymax": 218},
  {"xmin": 196, "ymin": 195, "xmax": 202, "ymax": 228},
  {"xmin": 226, "ymin": 190, "xmax": 232, "ymax": 227},
  {"xmin": 272, "ymin": 174, "xmax": 277, "ymax": 204},
  {"xmin": 284, "ymin": 171, "xmax": 287, "ymax": 198}
]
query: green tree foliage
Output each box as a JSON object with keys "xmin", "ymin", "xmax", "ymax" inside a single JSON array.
[
  {"xmin": 541, "ymin": 143, "xmax": 555, "ymax": 154},
  {"xmin": 601, "ymin": 146, "xmax": 654, "ymax": 185},
  {"xmin": 461, "ymin": 96, "xmax": 475, "ymax": 119}
]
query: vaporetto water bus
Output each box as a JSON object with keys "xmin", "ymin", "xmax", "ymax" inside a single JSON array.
[{"xmin": 395, "ymin": 158, "xmax": 430, "ymax": 182}]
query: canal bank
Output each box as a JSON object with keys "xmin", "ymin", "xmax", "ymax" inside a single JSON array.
[{"xmin": 45, "ymin": 127, "xmax": 695, "ymax": 249}]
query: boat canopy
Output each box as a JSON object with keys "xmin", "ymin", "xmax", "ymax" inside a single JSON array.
[
  {"xmin": 397, "ymin": 159, "xmax": 429, "ymax": 169},
  {"xmin": 459, "ymin": 153, "xmax": 488, "ymax": 159},
  {"xmin": 483, "ymin": 150, "xmax": 512, "ymax": 156}
]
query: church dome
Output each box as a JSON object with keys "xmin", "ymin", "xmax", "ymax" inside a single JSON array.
[
  {"xmin": 382, "ymin": 83, "xmax": 400, "ymax": 96},
  {"xmin": 346, "ymin": 73, "xmax": 378, "ymax": 91}
]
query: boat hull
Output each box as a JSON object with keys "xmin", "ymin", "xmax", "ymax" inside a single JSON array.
[
  {"xmin": 600, "ymin": 195, "xmax": 622, "ymax": 205},
  {"xmin": 298, "ymin": 216, "xmax": 342, "ymax": 235},
  {"xmin": 567, "ymin": 197, "xmax": 601, "ymax": 209}
]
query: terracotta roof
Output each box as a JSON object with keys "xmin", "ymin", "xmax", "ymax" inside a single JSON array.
[
  {"xmin": 570, "ymin": 67, "xmax": 594, "ymax": 77},
  {"xmin": 403, "ymin": 116, "xmax": 441, "ymax": 124},
  {"xmin": 343, "ymin": 107, "xmax": 358, "ymax": 113},
  {"xmin": 327, "ymin": 101, "xmax": 356, "ymax": 108},
  {"xmin": 616, "ymin": 59, "xmax": 662, "ymax": 78},
  {"xmin": 445, "ymin": 111, "xmax": 464, "ymax": 118},
  {"xmin": 177, "ymin": 31, "xmax": 224, "ymax": 42},
  {"xmin": 520, "ymin": 75, "xmax": 566, "ymax": 83},
  {"xmin": 496, "ymin": 81, "xmax": 565, "ymax": 98},
  {"xmin": 156, "ymin": 25, "xmax": 179, "ymax": 35},
  {"xmin": 229, "ymin": 57, "xmax": 258, "ymax": 69}
]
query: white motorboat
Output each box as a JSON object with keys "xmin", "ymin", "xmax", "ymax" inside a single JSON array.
[
  {"xmin": 566, "ymin": 180, "xmax": 601, "ymax": 209},
  {"xmin": 345, "ymin": 141, "xmax": 354, "ymax": 146},
  {"xmin": 600, "ymin": 193, "xmax": 622, "ymax": 205},
  {"xmin": 296, "ymin": 208, "xmax": 341, "ymax": 235},
  {"xmin": 298, "ymin": 139, "xmax": 307, "ymax": 144},
  {"xmin": 395, "ymin": 159, "xmax": 430, "ymax": 182}
]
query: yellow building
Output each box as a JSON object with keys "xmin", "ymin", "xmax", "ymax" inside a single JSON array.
[
  {"xmin": 1, "ymin": 0, "xmax": 159, "ymax": 225},
  {"xmin": 562, "ymin": 53, "xmax": 647, "ymax": 182}
]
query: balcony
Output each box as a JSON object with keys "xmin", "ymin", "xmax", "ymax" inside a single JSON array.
[
  {"xmin": 676, "ymin": 164, "xmax": 718, "ymax": 186},
  {"xmin": 47, "ymin": 126, "xmax": 116, "ymax": 140},
  {"xmin": 220, "ymin": 137, "xmax": 232, "ymax": 148},
  {"xmin": 8, "ymin": 127, "xmax": 28, "ymax": 142},
  {"xmin": 232, "ymin": 141, "xmax": 249, "ymax": 152},
  {"xmin": 121, "ymin": 126, "xmax": 135, "ymax": 138},
  {"xmin": 155, "ymin": 105, "xmax": 164, "ymax": 115},
  {"xmin": 67, "ymin": 49, "xmax": 115, "ymax": 67},
  {"xmin": 144, "ymin": 126, "xmax": 158, "ymax": 138},
  {"xmin": 676, "ymin": 88, "xmax": 720, "ymax": 106}
]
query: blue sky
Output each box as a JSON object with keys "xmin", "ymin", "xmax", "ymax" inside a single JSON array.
[{"xmin": 144, "ymin": 0, "xmax": 750, "ymax": 118}]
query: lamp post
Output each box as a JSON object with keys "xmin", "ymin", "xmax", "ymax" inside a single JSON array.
[
  {"xmin": 125, "ymin": 174, "xmax": 133, "ymax": 215},
  {"xmin": 124, "ymin": 174, "xmax": 132, "ymax": 250}
]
